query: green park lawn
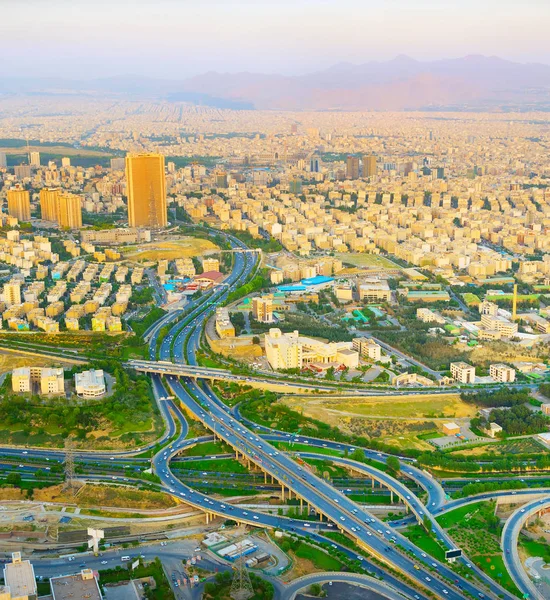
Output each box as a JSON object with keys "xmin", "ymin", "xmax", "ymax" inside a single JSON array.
[{"xmin": 293, "ymin": 542, "xmax": 343, "ymax": 570}]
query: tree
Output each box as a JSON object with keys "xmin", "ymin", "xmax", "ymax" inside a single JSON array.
[
  {"xmin": 252, "ymin": 336, "xmax": 260, "ymax": 345},
  {"xmin": 6, "ymin": 473, "xmax": 22, "ymax": 486},
  {"xmin": 386, "ymin": 456, "xmax": 400, "ymax": 473}
]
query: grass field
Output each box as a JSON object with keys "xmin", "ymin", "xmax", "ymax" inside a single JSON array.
[
  {"xmin": 181, "ymin": 441, "xmax": 232, "ymax": 457},
  {"xmin": 402, "ymin": 525, "xmax": 447, "ymax": 561},
  {"xmin": 283, "ymin": 393, "xmax": 473, "ymax": 420},
  {"xmin": 124, "ymin": 238, "xmax": 218, "ymax": 261},
  {"xmin": 174, "ymin": 458, "xmax": 249, "ymax": 474},
  {"xmin": 462, "ymin": 293, "xmax": 481, "ymax": 305},
  {"xmin": 293, "ymin": 542, "xmax": 343, "ymax": 570},
  {"xmin": 519, "ymin": 537, "xmax": 550, "ymax": 560},
  {"xmin": 335, "ymin": 252, "xmax": 401, "ymax": 270}
]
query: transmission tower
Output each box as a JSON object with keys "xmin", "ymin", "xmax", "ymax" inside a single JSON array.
[
  {"xmin": 63, "ymin": 439, "xmax": 76, "ymax": 496},
  {"xmin": 230, "ymin": 541, "xmax": 254, "ymax": 600}
]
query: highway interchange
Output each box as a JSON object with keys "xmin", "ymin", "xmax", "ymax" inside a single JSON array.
[{"xmin": 1, "ymin": 230, "xmax": 548, "ymax": 600}]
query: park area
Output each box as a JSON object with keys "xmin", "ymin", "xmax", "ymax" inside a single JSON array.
[
  {"xmin": 281, "ymin": 393, "xmax": 478, "ymax": 450},
  {"xmin": 436, "ymin": 501, "xmax": 522, "ymax": 596},
  {"xmin": 123, "ymin": 237, "xmax": 218, "ymax": 261}
]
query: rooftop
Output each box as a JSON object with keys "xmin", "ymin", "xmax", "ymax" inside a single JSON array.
[{"xmin": 51, "ymin": 570, "xmax": 102, "ymax": 600}]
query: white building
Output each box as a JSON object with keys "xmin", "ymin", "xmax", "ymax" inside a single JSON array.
[{"xmin": 75, "ymin": 369, "xmax": 106, "ymax": 398}]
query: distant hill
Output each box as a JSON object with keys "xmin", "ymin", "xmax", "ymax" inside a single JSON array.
[{"xmin": 2, "ymin": 55, "xmax": 550, "ymax": 111}]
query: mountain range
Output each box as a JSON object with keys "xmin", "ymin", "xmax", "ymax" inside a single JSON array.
[{"xmin": 2, "ymin": 55, "xmax": 550, "ymax": 111}]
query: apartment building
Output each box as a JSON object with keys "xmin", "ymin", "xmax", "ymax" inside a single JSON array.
[
  {"xmin": 489, "ymin": 364, "xmax": 516, "ymax": 383},
  {"xmin": 252, "ymin": 296, "xmax": 274, "ymax": 323},
  {"xmin": 450, "ymin": 361, "xmax": 476, "ymax": 384},
  {"xmin": 352, "ymin": 338, "xmax": 382, "ymax": 361}
]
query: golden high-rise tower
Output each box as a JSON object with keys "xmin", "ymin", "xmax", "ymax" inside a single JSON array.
[
  {"xmin": 363, "ymin": 155, "xmax": 377, "ymax": 177},
  {"xmin": 125, "ymin": 153, "xmax": 167, "ymax": 228},
  {"xmin": 57, "ymin": 193, "xmax": 82, "ymax": 229},
  {"xmin": 40, "ymin": 187, "xmax": 60, "ymax": 222},
  {"xmin": 7, "ymin": 188, "xmax": 31, "ymax": 222}
]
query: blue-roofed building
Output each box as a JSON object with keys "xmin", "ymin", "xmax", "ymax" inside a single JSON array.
[
  {"xmin": 301, "ymin": 275, "xmax": 334, "ymax": 286},
  {"xmin": 278, "ymin": 284, "xmax": 307, "ymax": 293}
]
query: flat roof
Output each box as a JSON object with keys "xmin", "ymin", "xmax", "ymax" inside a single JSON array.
[
  {"xmin": 51, "ymin": 571, "xmax": 102, "ymax": 600},
  {"xmin": 4, "ymin": 559, "xmax": 36, "ymax": 598}
]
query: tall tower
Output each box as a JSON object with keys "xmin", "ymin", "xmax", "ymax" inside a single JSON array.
[
  {"xmin": 40, "ymin": 187, "xmax": 60, "ymax": 222},
  {"xmin": 63, "ymin": 439, "xmax": 76, "ymax": 496},
  {"xmin": 126, "ymin": 153, "xmax": 167, "ymax": 228},
  {"xmin": 6, "ymin": 188, "xmax": 31, "ymax": 221},
  {"xmin": 230, "ymin": 542, "xmax": 254, "ymax": 600},
  {"xmin": 363, "ymin": 155, "xmax": 377, "ymax": 177},
  {"xmin": 512, "ymin": 284, "xmax": 518, "ymax": 321},
  {"xmin": 57, "ymin": 193, "xmax": 82, "ymax": 229},
  {"xmin": 346, "ymin": 156, "xmax": 360, "ymax": 179}
]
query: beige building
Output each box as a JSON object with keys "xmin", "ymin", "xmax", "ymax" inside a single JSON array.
[
  {"xmin": 7, "ymin": 189, "xmax": 31, "ymax": 222},
  {"xmin": 358, "ymin": 279, "xmax": 391, "ymax": 303},
  {"xmin": 442, "ymin": 422, "xmax": 461, "ymax": 435},
  {"xmin": 126, "ymin": 153, "xmax": 167, "ymax": 228},
  {"xmin": 12, "ymin": 366, "xmax": 64, "ymax": 395},
  {"xmin": 2, "ymin": 552, "xmax": 37, "ymax": 600},
  {"xmin": 450, "ymin": 362, "xmax": 476, "ymax": 384},
  {"xmin": 3, "ymin": 282, "xmax": 21, "ymax": 306},
  {"xmin": 215, "ymin": 307, "xmax": 235, "ymax": 338},
  {"xmin": 264, "ymin": 328, "xmax": 358, "ymax": 370},
  {"xmin": 416, "ymin": 307, "xmax": 446, "ymax": 324},
  {"xmin": 352, "ymin": 338, "xmax": 382, "ymax": 361},
  {"xmin": 489, "ymin": 363, "xmax": 516, "ymax": 383},
  {"xmin": 50, "ymin": 569, "xmax": 102, "ymax": 600},
  {"xmin": 480, "ymin": 314, "xmax": 518, "ymax": 337},
  {"xmin": 202, "ymin": 257, "xmax": 220, "ymax": 272},
  {"xmin": 252, "ymin": 296, "xmax": 274, "ymax": 323}
]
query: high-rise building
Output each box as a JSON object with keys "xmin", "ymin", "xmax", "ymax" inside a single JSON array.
[
  {"xmin": 310, "ymin": 157, "xmax": 320, "ymax": 173},
  {"xmin": 252, "ymin": 297, "xmax": 274, "ymax": 323},
  {"xmin": 215, "ymin": 171, "xmax": 228, "ymax": 189},
  {"xmin": 289, "ymin": 178, "xmax": 303, "ymax": 195},
  {"xmin": 346, "ymin": 156, "xmax": 360, "ymax": 179},
  {"xmin": 40, "ymin": 187, "xmax": 60, "ymax": 222},
  {"xmin": 3, "ymin": 281, "xmax": 21, "ymax": 306},
  {"xmin": 363, "ymin": 155, "xmax": 377, "ymax": 177},
  {"xmin": 30, "ymin": 151, "xmax": 40, "ymax": 167},
  {"xmin": 126, "ymin": 153, "xmax": 167, "ymax": 228},
  {"xmin": 0, "ymin": 152, "xmax": 7, "ymax": 168},
  {"xmin": 61, "ymin": 157, "xmax": 71, "ymax": 168},
  {"xmin": 14, "ymin": 165, "xmax": 31, "ymax": 179},
  {"xmin": 7, "ymin": 188, "xmax": 31, "ymax": 221},
  {"xmin": 110, "ymin": 157, "xmax": 125, "ymax": 171},
  {"xmin": 57, "ymin": 193, "xmax": 82, "ymax": 229}
]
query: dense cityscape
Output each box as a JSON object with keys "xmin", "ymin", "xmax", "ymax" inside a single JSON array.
[{"xmin": 1, "ymin": 2, "xmax": 550, "ymax": 600}]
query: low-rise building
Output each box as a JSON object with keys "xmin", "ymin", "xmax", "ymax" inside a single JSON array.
[
  {"xmin": 50, "ymin": 569, "xmax": 102, "ymax": 600},
  {"xmin": 75, "ymin": 369, "xmax": 106, "ymax": 398},
  {"xmin": 358, "ymin": 279, "xmax": 391, "ymax": 303},
  {"xmin": 442, "ymin": 422, "xmax": 460, "ymax": 435}
]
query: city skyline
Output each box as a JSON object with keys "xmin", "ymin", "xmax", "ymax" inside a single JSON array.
[{"xmin": 1, "ymin": 0, "xmax": 549, "ymax": 79}]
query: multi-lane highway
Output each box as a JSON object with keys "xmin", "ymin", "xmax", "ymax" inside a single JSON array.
[
  {"xmin": 144, "ymin": 239, "xmax": 518, "ymax": 600},
  {"xmin": 0, "ymin": 228, "xmax": 540, "ymax": 600}
]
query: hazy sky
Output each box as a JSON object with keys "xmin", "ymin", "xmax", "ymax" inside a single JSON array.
[{"xmin": 1, "ymin": 0, "xmax": 549, "ymax": 79}]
